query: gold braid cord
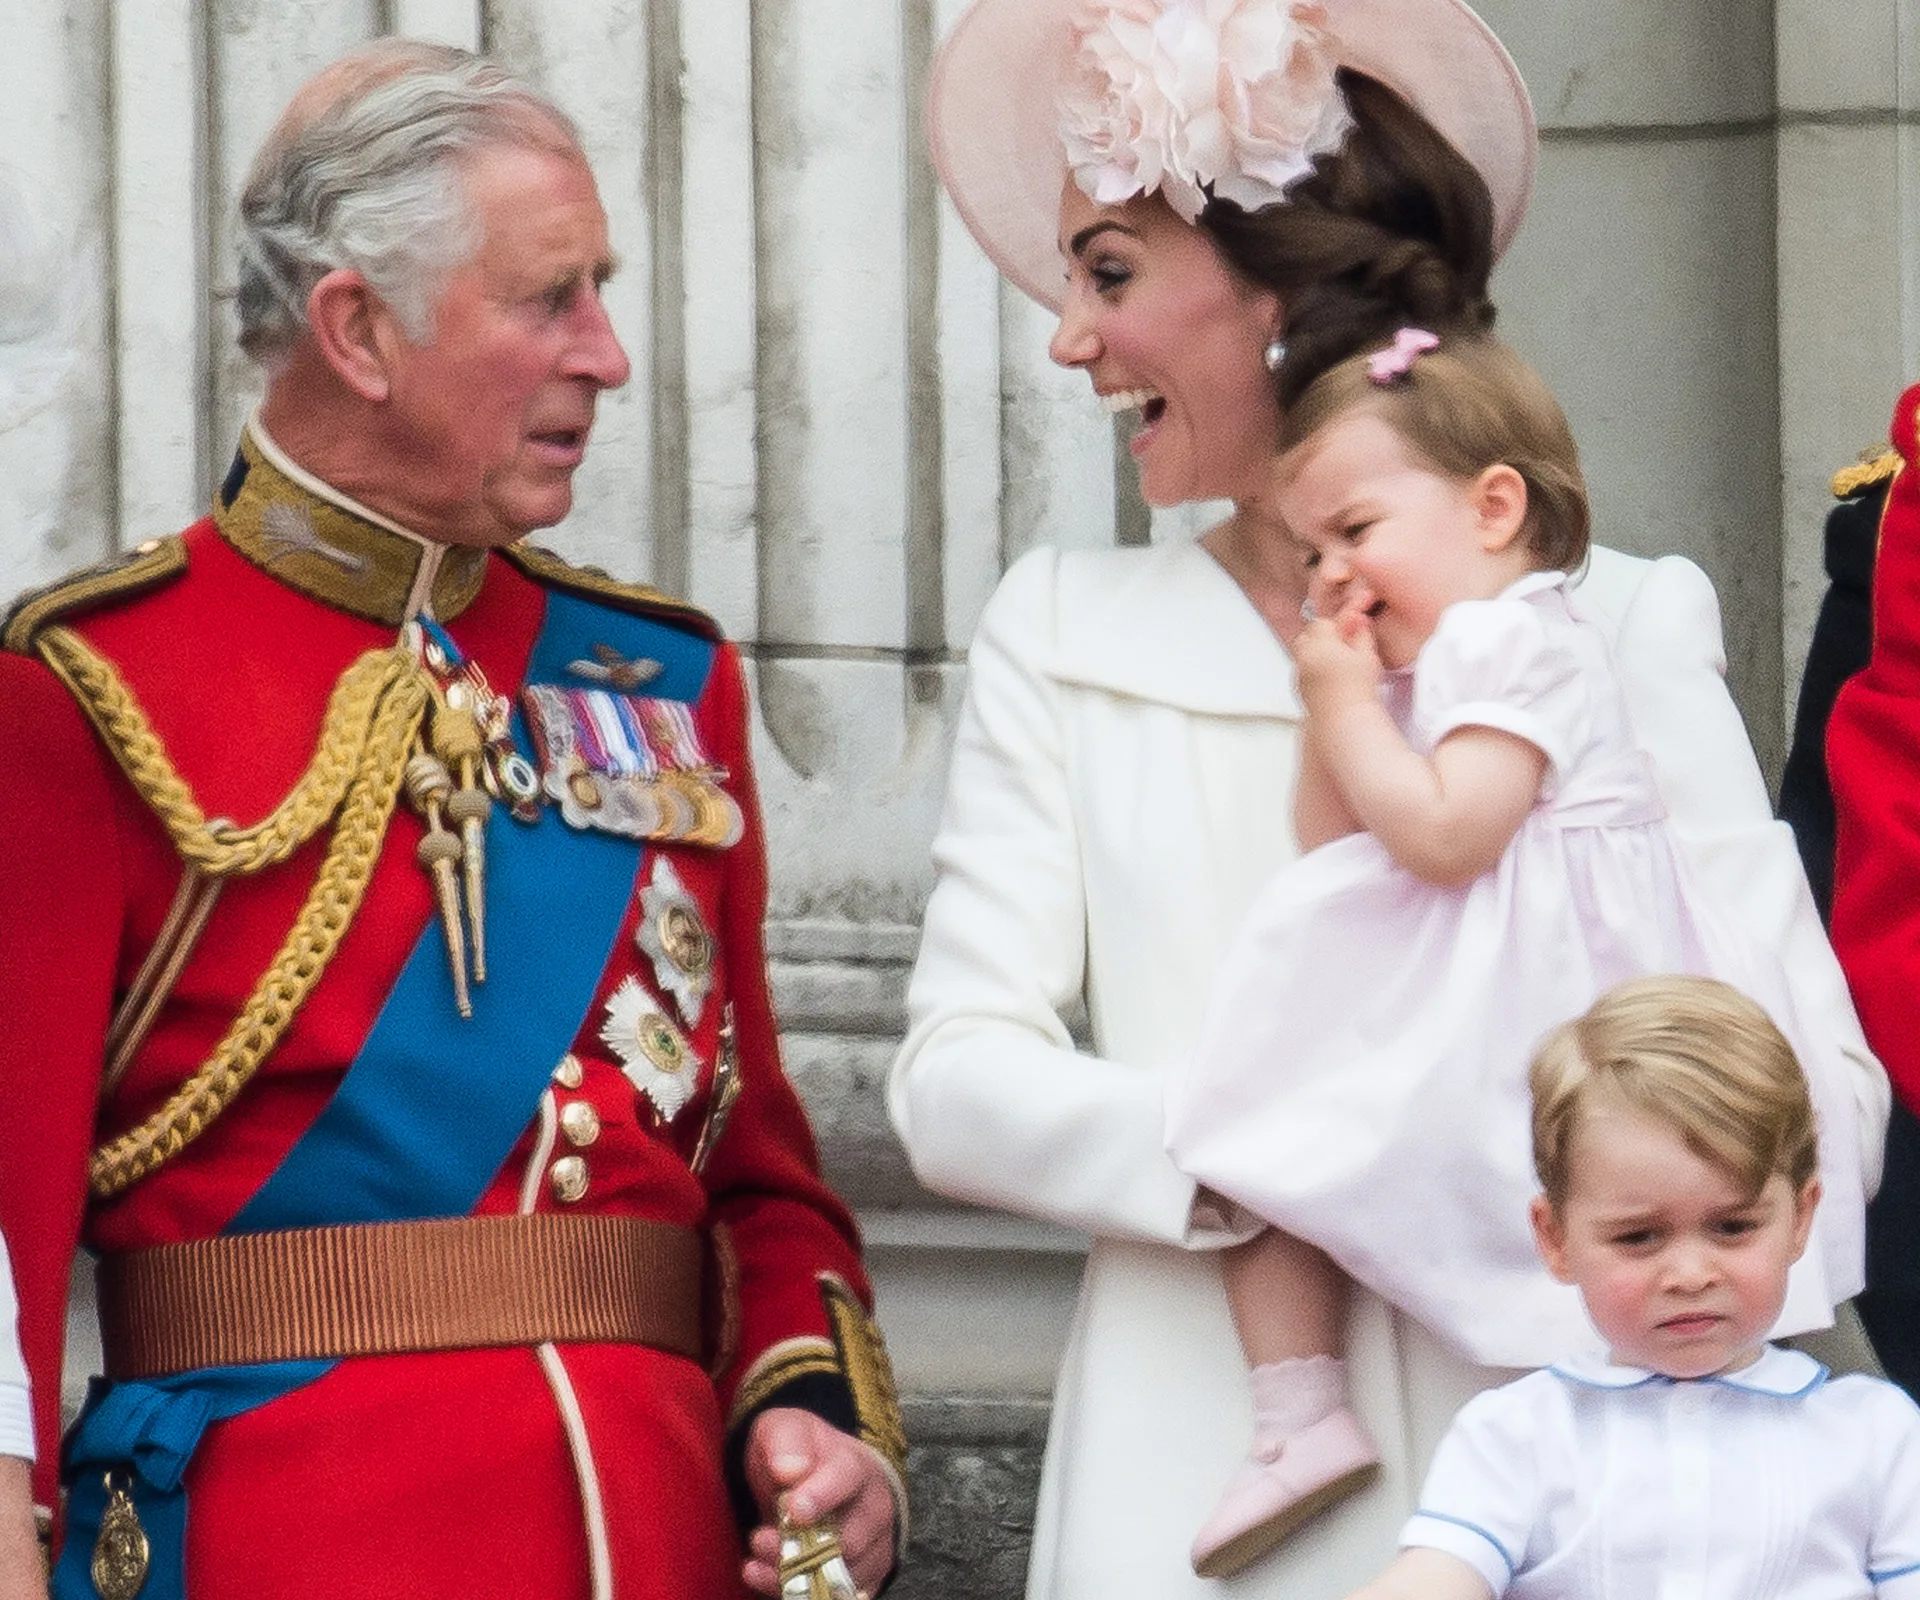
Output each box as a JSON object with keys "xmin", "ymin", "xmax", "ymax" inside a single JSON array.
[
  {"xmin": 34, "ymin": 628, "xmax": 433, "ymax": 1198},
  {"xmin": 37, "ymin": 628, "xmax": 414, "ymax": 878}
]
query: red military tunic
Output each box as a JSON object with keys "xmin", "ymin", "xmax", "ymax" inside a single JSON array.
[
  {"xmin": 0, "ymin": 426, "xmax": 902, "ymax": 1599},
  {"xmin": 1833, "ymin": 384, "xmax": 1920, "ymax": 1119}
]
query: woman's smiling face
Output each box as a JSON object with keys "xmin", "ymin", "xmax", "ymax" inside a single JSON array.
[{"xmin": 1049, "ymin": 182, "xmax": 1283, "ymax": 509}]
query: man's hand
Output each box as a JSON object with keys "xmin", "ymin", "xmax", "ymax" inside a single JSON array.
[{"xmin": 741, "ymin": 1408, "xmax": 898, "ymax": 1598}]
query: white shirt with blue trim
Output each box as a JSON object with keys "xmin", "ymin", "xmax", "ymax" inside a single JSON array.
[{"xmin": 1403, "ymin": 1345, "xmax": 1920, "ymax": 1598}]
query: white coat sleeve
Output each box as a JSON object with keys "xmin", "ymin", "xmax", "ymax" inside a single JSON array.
[
  {"xmin": 1608, "ymin": 554, "xmax": 1889, "ymax": 1185},
  {"xmin": 888, "ymin": 550, "xmax": 1236, "ymax": 1247},
  {"xmin": 0, "ymin": 1235, "xmax": 30, "ymax": 1463}
]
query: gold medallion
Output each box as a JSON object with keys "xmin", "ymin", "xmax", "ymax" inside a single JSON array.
[
  {"xmin": 598, "ymin": 976, "xmax": 700, "ymax": 1120},
  {"xmin": 660, "ymin": 905, "xmax": 713, "ymax": 982},
  {"xmin": 92, "ymin": 1474, "xmax": 150, "ymax": 1600},
  {"xmin": 638, "ymin": 1014, "xmax": 688, "ymax": 1075},
  {"xmin": 636, "ymin": 858, "xmax": 715, "ymax": 1027}
]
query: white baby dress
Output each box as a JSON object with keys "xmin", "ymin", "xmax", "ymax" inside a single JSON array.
[{"xmin": 1163, "ymin": 571, "xmax": 1866, "ymax": 1368}]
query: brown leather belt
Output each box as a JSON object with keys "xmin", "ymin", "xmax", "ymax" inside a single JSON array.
[{"xmin": 98, "ymin": 1214, "xmax": 703, "ymax": 1379}]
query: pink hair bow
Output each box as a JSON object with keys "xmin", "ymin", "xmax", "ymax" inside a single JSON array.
[{"xmin": 1367, "ymin": 327, "xmax": 1440, "ymax": 385}]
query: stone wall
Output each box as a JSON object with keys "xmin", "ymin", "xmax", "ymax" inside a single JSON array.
[{"xmin": 7, "ymin": 4, "xmax": 1920, "ymax": 1595}]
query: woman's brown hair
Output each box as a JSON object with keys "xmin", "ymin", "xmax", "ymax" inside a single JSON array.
[{"xmin": 1199, "ymin": 71, "xmax": 1497, "ymax": 407}]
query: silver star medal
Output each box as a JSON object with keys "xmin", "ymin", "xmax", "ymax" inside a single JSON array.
[
  {"xmin": 599, "ymin": 976, "xmax": 698, "ymax": 1121},
  {"xmin": 636, "ymin": 857, "xmax": 714, "ymax": 1029}
]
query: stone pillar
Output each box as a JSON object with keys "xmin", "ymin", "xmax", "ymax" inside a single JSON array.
[
  {"xmin": 1776, "ymin": 0, "xmax": 1920, "ymax": 696},
  {"xmin": 8, "ymin": 7, "xmax": 1920, "ymax": 1598},
  {"xmin": 1485, "ymin": 0, "xmax": 1788, "ymax": 772}
]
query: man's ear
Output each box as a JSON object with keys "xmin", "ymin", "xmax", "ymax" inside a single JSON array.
[
  {"xmin": 1472, "ymin": 463, "xmax": 1529, "ymax": 553},
  {"xmin": 1530, "ymin": 1193, "xmax": 1575, "ymax": 1283},
  {"xmin": 305, "ymin": 268, "xmax": 401, "ymax": 402}
]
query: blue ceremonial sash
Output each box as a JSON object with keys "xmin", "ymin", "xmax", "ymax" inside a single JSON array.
[{"xmin": 57, "ymin": 589, "xmax": 716, "ymax": 1599}]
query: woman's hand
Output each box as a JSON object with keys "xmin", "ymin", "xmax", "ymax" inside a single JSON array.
[{"xmin": 741, "ymin": 1408, "xmax": 898, "ymax": 1598}]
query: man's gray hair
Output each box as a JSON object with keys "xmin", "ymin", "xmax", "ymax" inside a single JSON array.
[{"xmin": 236, "ymin": 38, "xmax": 584, "ymax": 364}]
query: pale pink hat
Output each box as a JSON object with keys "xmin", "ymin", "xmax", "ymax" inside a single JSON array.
[{"xmin": 929, "ymin": 0, "xmax": 1537, "ymax": 311}]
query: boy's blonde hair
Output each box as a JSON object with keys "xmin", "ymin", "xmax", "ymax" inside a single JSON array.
[
  {"xmin": 1528, "ymin": 975, "xmax": 1818, "ymax": 1210},
  {"xmin": 1278, "ymin": 333, "xmax": 1591, "ymax": 573}
]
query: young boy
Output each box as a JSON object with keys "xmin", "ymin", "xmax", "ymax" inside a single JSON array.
[{"xmin": 1346, "ymin": 974, "xmax": 1920, "ymax": 1600}]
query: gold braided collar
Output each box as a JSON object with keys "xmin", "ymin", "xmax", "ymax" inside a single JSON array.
[{"xmin": 215, "ymin": 422, "xmax": 488, "ymax": 627}]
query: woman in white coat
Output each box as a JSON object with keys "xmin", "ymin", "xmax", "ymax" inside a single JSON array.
[{"xmin": 888, "ymin": 1, "xmax": 1888, "ymax": 1596}]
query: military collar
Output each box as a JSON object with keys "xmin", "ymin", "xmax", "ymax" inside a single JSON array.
[
  {"xmin": 1549, "ymin": 1344, "xmax": 1827, "ymax": 1398},
  {"xmin": 213, "ymin": 418, "xmax": 489, "ymax": 627}
]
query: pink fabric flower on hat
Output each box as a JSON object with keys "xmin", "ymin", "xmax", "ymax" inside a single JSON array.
[{"xmin": 1059, "ymin": 0, "xmax": 1353, "ymax": 224}]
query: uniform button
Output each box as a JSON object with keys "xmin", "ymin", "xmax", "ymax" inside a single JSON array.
[
  {"xmin": 553, "ymin": 1054, "xmax": 584, "ymax": 1090},
  {"xmin": 549, "ymin": 1155, "xmax": 589, "ymax": 1204},
  {"xmin": 135, "ymin": 539, "xmax": 162, "ymax": 555},
  {"xmin": 561, "ymin": 1100, "xmax": 601, "ymax": 1148}
]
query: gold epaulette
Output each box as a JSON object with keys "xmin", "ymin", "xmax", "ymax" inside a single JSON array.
[
  {"xmin": 1832, "ymin": 449, "xmax": 1902, "ymax": 501},
  {"xmin": 501, "ymin": 542, "xmax": 722, "ymax": 643},
  {"xmin": 3, "ymin": 536, "xmax": 188, "ymax": 655}
]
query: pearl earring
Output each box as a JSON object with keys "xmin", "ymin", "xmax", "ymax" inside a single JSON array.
[{"xmin": 1263, "ymin": 338, "xmax": 1286, "ymax": 373}]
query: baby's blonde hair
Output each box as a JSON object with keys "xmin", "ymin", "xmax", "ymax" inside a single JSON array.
[
  {"xmin": 1529, "ymin": 975, "xmax": 1818, "ymax": 1211},
  {"xmin": 1278, "ymin": 334, "xmax": 1591, "ymax": 573}
]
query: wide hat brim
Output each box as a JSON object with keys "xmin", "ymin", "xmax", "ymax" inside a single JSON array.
[{"xmin": 928, "ymin": 0, "xmax": 1538, "ymax": 312}]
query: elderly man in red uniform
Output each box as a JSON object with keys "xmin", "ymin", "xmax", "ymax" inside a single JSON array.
[{"xmin": 0, "ymin": 38, "xmax": 902, "ymax": 1600}]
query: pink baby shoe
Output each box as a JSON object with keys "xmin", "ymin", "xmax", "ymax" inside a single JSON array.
[{"xmin": 1189, "ymin": 1405, "xmax": 1380, "ymax": 1578}]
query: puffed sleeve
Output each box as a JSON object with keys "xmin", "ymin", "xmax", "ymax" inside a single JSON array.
[
  {"xmin": 1411, "ymin": 592, "xmax": 1585, "ymax": 786},
  {"xmin": 1399, "ymin": 1379, "xmax": 1544, "ymax": 1596},
  {"xmin": 889, "ymin": 550, "xmax": 1234, "ymax": 1247},
  {"xmin": 1602, "ymin": 553, "xmax": 1888, "ymax": 1182},
  {"xmin": 1868, "ymin": 1382, "xmax": 1920, "ymax": 1592}
]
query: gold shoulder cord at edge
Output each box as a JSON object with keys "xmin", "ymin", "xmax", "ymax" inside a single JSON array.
[
  {"xmin": 35, "ymin": 628, "xmax": 432, "ymax": 1199},
  {"xmin": 37, "ymin": 627, "xmax": 414, "ymax": 877},
  {"xmin": 1833, "ymin": 448, "xmax": 1901, "ymax": 501},
  {"xmin": 2, "ymin": 537, "xmax": 187, "ymax": 657}
]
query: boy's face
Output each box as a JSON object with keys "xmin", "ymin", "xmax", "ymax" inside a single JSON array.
[{"xmin": 1528, "ymin": 1094, "xmax": 1820, "ymax": 1378}]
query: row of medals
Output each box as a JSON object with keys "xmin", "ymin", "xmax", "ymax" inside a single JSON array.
[{"xmin": 405, "ymin": 635, "xmax": 738, "ymax": 1161}]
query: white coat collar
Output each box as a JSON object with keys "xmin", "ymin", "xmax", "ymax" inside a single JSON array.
[
  {"xmin": 1044, "ymin": 539, "xmax": 1302, "ymax": 719},
  {"xmin": 1549, "ymin": 1344, "xmax": 1827, "ymax": 1398}
]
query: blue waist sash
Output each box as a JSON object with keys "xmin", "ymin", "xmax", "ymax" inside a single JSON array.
[{"xmin": 58, "ymin": 590, "xmax": 715, "ymax": 1599}]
